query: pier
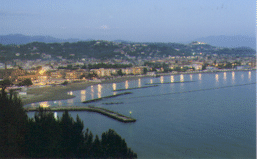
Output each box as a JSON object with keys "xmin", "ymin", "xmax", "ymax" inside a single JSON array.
[{"xmin": 25, "ymin": 106, "xmax": 136, "ymax": 123}]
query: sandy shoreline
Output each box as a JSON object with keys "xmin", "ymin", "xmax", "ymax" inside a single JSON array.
[
  {"xmin": 22, "ymin": 75, "xmax": 147, "ymax": 105},
  {"xmin": 21, "ymin": 69, "xmax": 254, "ymax": 105}
]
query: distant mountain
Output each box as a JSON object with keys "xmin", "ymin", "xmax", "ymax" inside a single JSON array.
[
  {"xmin": 190, "ymin": 35, "xmax": 256, "ymax": 49},
  {"xmin": 0, "ymin": 34, "xmax": 81, "ymax": 45}
]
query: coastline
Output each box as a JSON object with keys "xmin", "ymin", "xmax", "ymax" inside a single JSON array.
[
  {"xmin": 22, "ymin": 69, "xmax": 255, "ymax": 106},
  {"xmin": 22, "ymin": 75, "xmax": 148, "ymax": 105}
]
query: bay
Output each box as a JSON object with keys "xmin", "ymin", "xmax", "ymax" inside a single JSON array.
[{"xmin": 27, "ymin": 70, "xmax": 256, "ymax": 158}]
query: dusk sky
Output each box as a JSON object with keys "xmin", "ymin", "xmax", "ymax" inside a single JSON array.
[{"xmin": 1, "ymin": 0, "xmax": 255, "ymax": 42}]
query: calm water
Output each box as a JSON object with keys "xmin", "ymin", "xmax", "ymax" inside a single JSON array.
[{"xmin": 27, "ymin": 70, "xmax": 256, "ymax": 158}]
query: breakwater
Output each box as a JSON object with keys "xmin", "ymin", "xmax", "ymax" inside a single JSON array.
[
  {"xmin": 145, "ymin": 81, "xmax": 194, "ymax": 85},
  {"xmin": 82, "ymin": 92, "xmax": 132, "ymax": 103},
  {"xmin": 114, "ymin": 85, "xmax": 159, "ymax": 91},
  {"xmin": 25, "ymin": 106, "xmax": 136, "ymax": 123}
]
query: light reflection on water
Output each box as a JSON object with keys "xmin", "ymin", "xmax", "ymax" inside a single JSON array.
[
  {"xmin": 138, "ymin": 79, "xmax": 141, "ymax": 87},
  {"xmin": 180, "ymin": 74, "xmax": 184, "ymax": 82},
  {"xmin": 98, "ymin": 84, "xmax": 102, "ymax": 98},
  {"xmin": 81, "ymin": 90, "xmax": 86, "ymax": 102},
  {"xmin": 190, "ymin": 74, "xmax": 193, "ymax": 80},
  {"xmin": 198, "ymin": 73, "xmax": 202, "ymax": 81},
  {"xmin": 160, "ymin": 76, "xmax": 164, "ymax": 83},
  {"xmin": 91, "ymin": 85, "xmax": 94, "ymax": 99},
  {"xmin": 125, "ymin": 80, "xmax": 129, "ymax": 89},
  {"xmin": 150, "ymin": 79, "xmax": 153, "ymax": 84},
  {"xmin": 215, "ymin": 74, "xmax": 219, "ymax": 83},
  {"xmin": 223, "ymin": 72, "xmax": 227, "ymax": 81},
  {"xmin": 170, "ymin": 75, "xmax": 174, "ymax": 82},
  {"xmin": 112, "ymin": 83, "xmax": 116, "ymax": 91},
  {"xmin": 232, "ymin": 72, "xmax": 235, "ymax": 83}
]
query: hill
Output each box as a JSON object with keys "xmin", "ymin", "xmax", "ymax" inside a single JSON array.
[
  {"xmin": 0, "ymin": 34, "xmax": 81, "ymax": 45},
  {"xmin": 0, "ymin": 39, "xmax": 255, "ymax": 61}
]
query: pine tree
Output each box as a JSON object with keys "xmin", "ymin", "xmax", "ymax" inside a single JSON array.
[{"xmin": 0, "ymin": 88, "xmax": 28, "ymax": 157}]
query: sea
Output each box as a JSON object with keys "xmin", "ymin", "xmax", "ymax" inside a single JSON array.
[{"xmin": 26, "ymin": 70, "xmax": 256, "ymax": 158}]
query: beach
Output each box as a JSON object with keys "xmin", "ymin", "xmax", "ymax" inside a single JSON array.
[{"xmin": 21, "ymin": 75, "xmax": 147, "ymax": 105}]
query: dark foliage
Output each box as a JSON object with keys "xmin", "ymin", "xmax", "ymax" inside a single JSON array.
[
  {"xmin": 18, "ymin": 78, "xmax": 33, "ymax": 86},
  {"xmin": 0, "ymin": 88, "xmax": 27, "ymax": 157},
  {"xmin": 0, "ymin": 89, "xmax": 137, "ymax": 158}
]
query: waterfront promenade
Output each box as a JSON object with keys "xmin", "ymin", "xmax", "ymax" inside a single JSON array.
[{"xmin": 26, "ymin": 106, "xmax": 136, "ymax": 123}]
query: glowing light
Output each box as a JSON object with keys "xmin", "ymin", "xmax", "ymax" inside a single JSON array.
[
  {"xmin": 40, "ymin": 101, "xmax": 49, "ymax": 108},
  {"xmin": 81, "ymin": 90, "xmax": 86, "ymax": 95},
  {"xmin": 138, "ymin": 79, "xmax": 141, "ymax": 87},
  {"xmin": 113, "ymin": 83, "xmax": 116, "ymax": 90},
  {"xmin": 232, "ymin": 72, "xmax": 235, "ymax": 81},
  {"xmin": 150, "ymin": 79, "xmax": 153, "ymax": 84},
  {"xmin": 54, "ymin": 112, "xmax": 57, "ymax": 119},
  {"xmin": 129, "ymin": 111, "xmax": 132, "ymax": 114},
  {"xmin": 39, "ymin": 69, "xmax": 45, "ymax": 75},
  {"xmin": 160, "ymin": 76, "xmax": 164, "ymax": 83},
  {"xmin": 223, "ymin": 72, "xmax": 227, "ymax": 81},
  {"xmin": 248, "ymin": 71, "xmax": 251, "ymax": 79},
  {"xmin": 215, "ymin": 74, "xmax": 219, "ymax": 82},
  {"xmin": 170, "ymin": 76, "xmax": 174, "ymax": 82},
  {"xmin": 67, "ymin": 91, "xmax": 73, "ymax": 95},
  {"xmin": 125, "ymin": 80, "xmax": 129, "ymax": 89},
  {"xmin": 180, "ymin": 74, "xmax": 184, "ymax": 82},
  {"xmin": 190, "ymin": 74, "xmax": 193, "ymax": 80}
]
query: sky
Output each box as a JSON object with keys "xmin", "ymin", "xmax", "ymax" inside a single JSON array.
[{"xmin": 0, "ymin": 0, "xmax": 255, "ymax": 43}]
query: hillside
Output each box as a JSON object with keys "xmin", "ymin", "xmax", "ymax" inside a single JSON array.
[{"xmin": 0, "ymin": 40, "xmax": 255, "ymax": 61}]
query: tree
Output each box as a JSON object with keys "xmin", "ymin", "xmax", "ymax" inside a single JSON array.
[
  {"xmin": 143, "ymin": 68, "xmax": 147, "ymax": 74},
  {"xmin": 18, "ymin": 78, "xmax": 33, "ymax": 86},
  {"xmin": 0, "ymin": 89, "xmax": 138, "ymax": 158},
  {"xmin": 25, "ymin": 109, "xmax": 62, "ymax": 158},
  {"xmin": 117, "ymin": 69, "xmax": 123, "ymax": 76},
  {"xmin": 62, "ymin": 81, "xmax": 69, "ymax": 85},
  {"xmin": 59, "ymin": 111, "xmax": 84, "ymax": 158},
  {"xmin": 0, "ymin": 88, "xmax": 28, "ymax": 158},
  {"xmin": 0, "ymin": 79, "xmax": 12, "ymax": 90}
]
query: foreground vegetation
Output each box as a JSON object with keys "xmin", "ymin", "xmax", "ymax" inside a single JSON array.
[{"xmin": 0, "ymin": 88, "xmax": 137, "ymax": 158}]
